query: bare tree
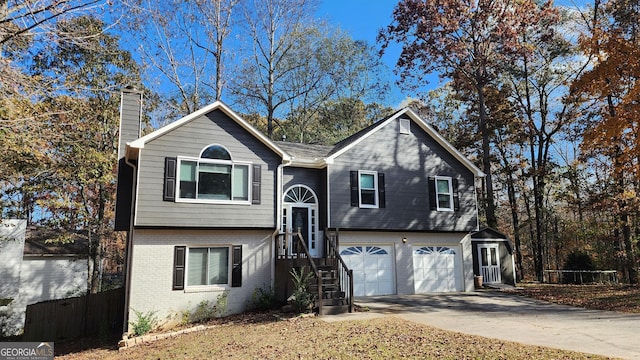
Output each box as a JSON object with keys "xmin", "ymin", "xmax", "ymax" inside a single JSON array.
[
  {"xmin": 118, "ymin": 0, "xmax": 239, "ymax": 118},
  {"xmin": 232, "ymin": 0, "xmax": 317, "ymax": 137},
  {"xmin": 0, "ymin": 0, "xmax": 104, "ymax": 47}
]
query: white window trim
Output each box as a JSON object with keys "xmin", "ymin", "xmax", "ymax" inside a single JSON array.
[
  {"xmin": 282, "ymin": 185, "xmax": 319, "ymax": 256},
  {"xmin": 435, "ymin": 176, "xmax": 454, "ymax": 212},
  {"xmin": 358, "ymin": 170, "xmax": 379, "ymax": 209},
  {"xmin": 184, "ymin": 245, "xmax": 231, "ymax": 292},
  {"xmin": 399, "ymin": 118, "xmax": 411, "ymax": 134},
  {"xmin": 175, "ymin": 155, "xmax": 252, "ymax": 205}
]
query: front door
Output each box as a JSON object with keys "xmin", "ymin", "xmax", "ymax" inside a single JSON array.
[
  {"xmin": 283, "ymin": 185, "xmax": 319, "ymax": 257},
  {"xmin": 478, "ymin": 244, "xmax": 501, "ymax": 284},
  {"xmin": 292, "ymin": 206, "xmax": 311, "ymax": 253}
]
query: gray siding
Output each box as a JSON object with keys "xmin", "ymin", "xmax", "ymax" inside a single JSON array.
[
  {"xmin": 135, "ymin": 109, "xmax": 281, "ymax": 228},
  {"xmin": 115, "ymin": 89, "xmax": 143, "ymax": 230},
  {"xmin": 329, "ymin": 116, "xmax": 478, "ymax": 231},
  {"xmin": 118, "ymin": 90, "xmax": 142, "ymax": 159}
]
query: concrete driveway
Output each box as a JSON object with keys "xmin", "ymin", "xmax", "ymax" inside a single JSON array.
[{"xmin": 323, "ymin": 291, "xmax": 640, "ymax": 359}]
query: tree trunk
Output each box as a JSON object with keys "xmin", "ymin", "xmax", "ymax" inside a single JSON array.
[{"xmin": 476, "ymin": 80, "xmax": 497, "ymax": 228}]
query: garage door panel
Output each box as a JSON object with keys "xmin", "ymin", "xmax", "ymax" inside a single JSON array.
[
  {"xmin": 413, "ymin": 245, "xmax": 462, "ymax": 293},
  {"xmin": 375, "ymin": 269, "xmax": 393, "ymax": 281},
  {"xmin": 349, "ymin": 260, "xmax": 364, "ymax": 271},
  {"xmin": 340, "ymin": 245, "xmax": 395, "ymax": 296},
  {"xmin": 377, "ymin": 258, "xmax": 392, "ymax": 269},
  {"xmin": 364, "ymin": 258, "xmax": 379, "ymax": 270},
  {"xmin": 377, "ymin": 280, "xmax": 393, "ymax": 295}
]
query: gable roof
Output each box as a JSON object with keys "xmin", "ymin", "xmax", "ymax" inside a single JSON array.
[
  {"xmin": 275, "ymin": 141, "xmax": 333, "ymax": 168},
  {"xmin": 326, "ymin": 108, "xmax": 485, "ymax": 177},
  {"xmin": 471, "ymin": 227, "xmax": 513, "ymax": 254},
  {"xmin": 123, "ymin": 103, "xmax": 483, "ymax": 176},
  {"xmin": 126, "ymin": 101, "xmax": 290, "ymax": 161}
]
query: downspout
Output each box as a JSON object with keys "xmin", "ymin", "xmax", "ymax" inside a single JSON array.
[
  {"xmin": 122, "ymin": 152, "xmax": 138, "ymax": 335},
  {"xmin": 474, "ymin": 175, "xmax": 482, "ymax": 231},
  {"xmin": 325, "ymin": 159, "xmax": 333, "ymax": 229},
  {"xmin": 271, "ymin": 159, "xmax": 292, "ymax": 287}
]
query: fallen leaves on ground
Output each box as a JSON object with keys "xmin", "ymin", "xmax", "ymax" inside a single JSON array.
[
  {"xmin": 57, "ymin": 314, "xmax": 610, "ymax": 360},
  {"xmin": 506, "ymin": 284, "xmax": 640, "ymax": 313}
]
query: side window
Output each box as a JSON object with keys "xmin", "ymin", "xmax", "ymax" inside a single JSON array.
[
  {"xmin": 436, "ymin": 176, "xmax": 453, "ymax": 211},
  {"xmin": 429, "ymin": 176, "xmax": 459, "ymax": 211},
  {"xmin": 173, "ymin": 245, "xmax": 242, "ymax": 290},
  {"xmin": 350, "ymin": 171, "xmax": 386, "ymax": 208},
  {"xmin": 358, "ymin": 170, "xmax": 378, "ymax": 208},
  {"xmin": 186, "ymin": 247, "xmax": 229, "ymax": 286}
]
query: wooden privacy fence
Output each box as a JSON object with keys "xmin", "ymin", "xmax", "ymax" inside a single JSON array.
[
  {"xmin": 23, "ymin": 287, "xmax": 124, "ymax": 342},
  {"xmin": 543, "ymin": 270, "xmax": 618, "ymax": 284}
]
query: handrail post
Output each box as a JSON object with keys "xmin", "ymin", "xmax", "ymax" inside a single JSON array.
[
  {"xmin": 348, "ymin": 269, "xmax": 354, "ymax": 313},
  {"xmin": 317, "ymin": 273, "xmax": 323, "ymax": 316}
]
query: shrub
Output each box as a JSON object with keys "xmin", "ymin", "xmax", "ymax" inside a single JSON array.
[
  {"xmin": 129, "ymin": 308, "xmax": 158, "ymax": 336},
  {"xmin": 186, "ymin": 291, "xmax": 229, "ymax": 324},
  {"xmin": 248, "ymin": 285, "xmax": 278, "ymax": 311},
  {"xmin": 563, "ymin": 251, "xmax": 596, "ymax": 284},
  {"xmin": 190, "ymin": 300, "xmax": 215, "ymax": 324},
  {"xmin": 289, "ymin": 267, "xmax": 314, "ymax": 313}
]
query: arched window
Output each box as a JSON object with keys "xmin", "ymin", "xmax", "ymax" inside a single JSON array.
[
  {"xmin": 177, "ymin": 144, "xmax": 251, "ymax": 202},
  {"xmin": 200, "ymin": 145, "xmax": 231, "ymax": 160},
  {"xmin": 284, "ymin": 185, "xmax": 317, "ymax": 204}
]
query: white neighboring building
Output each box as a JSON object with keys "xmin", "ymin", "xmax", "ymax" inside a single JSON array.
[
  {"xmin": 0, "ymin": 219, "xmax": 27, "ymax": 336},
  {"xmin": 0, "ymin": 220, "xmax": 88, "ymax": 336}
]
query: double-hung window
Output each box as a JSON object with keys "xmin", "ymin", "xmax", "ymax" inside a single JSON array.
[
  {"xmin": 177, "ymin": 145, "xmax": 251, "ymax": 203},
  {"xmin": 358, "ymin": 170, "xmax": 378, "ymax": 208},
  {"xmin": 350, "ymin": 170, "xmax": 385, "ymax": 208},
  {"xmin": 435, "ymin": 176, "xmax": 453, "ymax": 211},
  {"xmin": 187, "ymin": 247, "xmax": 229, "ymax": 287}
]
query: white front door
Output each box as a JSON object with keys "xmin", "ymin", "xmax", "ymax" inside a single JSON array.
[
  {"xmin": 283, "ymin": 185, "xmax": 318, "ymax": 257},
  {"xmin": 478, "ymin": 244, "xmax": 501, "ymax": 284}
]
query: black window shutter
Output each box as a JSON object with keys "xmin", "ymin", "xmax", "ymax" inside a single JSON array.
[
  {"xmin": 173, "ymin": 246, "xmax": 186, "ymax": 290},
  {"xmin": 252, "ymin": 164, "xmax": 261, "ymax": 204},
  {"xmin": 378, "ymin": 173, "xmax": 386, "ymax": 208},
  {"xmin": 428, "ymin": 177, "xmax": 437, "ymax": 210},
  {"xmin": 232, "ymin": 245, "xmax": 242, "ymax": 287},
  {"xmin": 350, "ymin": 171, "xmax": 359, "ymax": 207},
  {"xmin": 164, "ymin": 157, "xmax": 177, "ymax": 201},
  {"xmin": 453, "ymin": 178, "xmax": 460, "ymax": 211}
]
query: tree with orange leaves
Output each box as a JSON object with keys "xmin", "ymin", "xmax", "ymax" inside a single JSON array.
[
  {"xmin": 571, "ymin": 0, "xmax": 639, "ymax": 283},
  {"xmin": 379, "ymin": 0, "xmax": 559, "ymax": 229}
]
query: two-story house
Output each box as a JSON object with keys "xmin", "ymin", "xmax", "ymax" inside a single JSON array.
[{"xmin": 115, "ymin": 87, "xmax": 515, "ymax": 331}]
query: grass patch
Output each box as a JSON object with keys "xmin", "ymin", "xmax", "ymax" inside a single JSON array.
[
  {"xmin": 56, "ymin": 315, "xmax": 611, "ymax": 359},
  {"xmin": 506, "ymin": 283, "xmax": 640, "ymax": 313}
]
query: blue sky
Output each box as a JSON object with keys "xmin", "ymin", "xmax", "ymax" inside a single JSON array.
[
  {"xmin": 314, "ymin": 0, "xmax": 589, "ymax": 107},
  {"xmin": 316, "ymin": 1, "xmax": 439, "ymax": 106},
  {"xmin": 316, "ymin": 1, "xmax": 396, "ymax": 44}
]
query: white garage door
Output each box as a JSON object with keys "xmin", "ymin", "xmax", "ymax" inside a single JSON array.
[
  {"xmin": 339, "ymin": 245, "xmax": 394, "ymax": 296},
  {"xmin": 413, "ymin": 246, "xmax": 462, "ymax": 293}
]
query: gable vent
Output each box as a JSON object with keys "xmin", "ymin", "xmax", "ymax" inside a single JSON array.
[{"xmin": 399, "ymin": 119, "xmax": 411, "ymax": 134}]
